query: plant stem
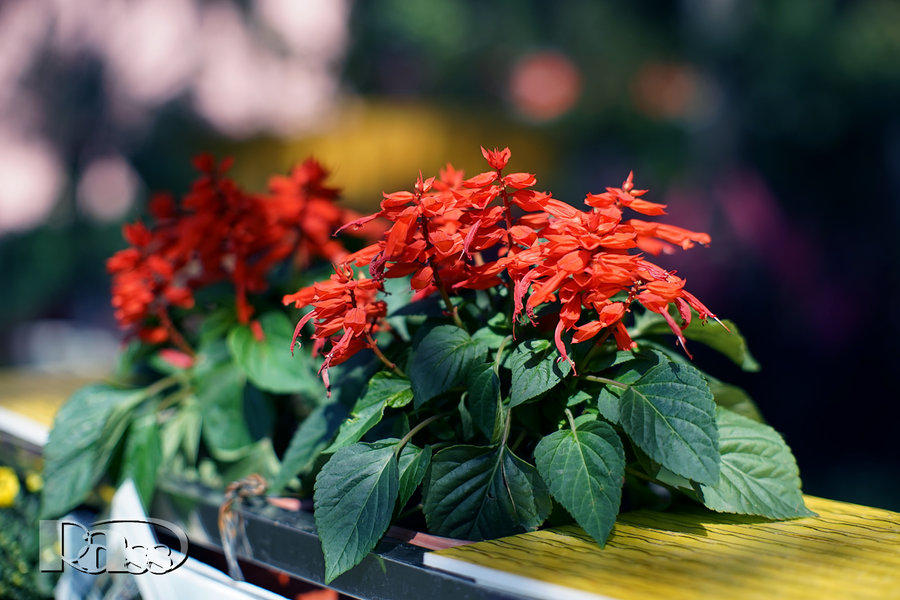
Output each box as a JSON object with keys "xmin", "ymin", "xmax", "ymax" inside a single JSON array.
[
  {"xmin": 509, "ymin": 429, "xmax": 526, "ymax": 452},
  {"xmin": 582, "ymin": 375, "xmax": 629, "ymax": 390},
  {"xmin": 156, "ymin": 386, "xmax": 192, "ymax": 412},
  {"xmin": 396, "ymin": 409, "xmax": 454, "ymax": 455},
  {"xmin": 419, "ymin": 212, "xmax": 467, "ymax": 332},
  {"xmin": 368, "ymin": 333, "xmax": 406, "ymax": 378},
  {"xmin": 432, "ymin": 264, "xmax": 467, "ymax": 331},
  {"xmin": 493, "ymin": 335, "xmax": 513, "ymax": 370},
  {"xmin": 624, "ymin": 467, "xmax": 656, "ymax": 483},
  {"xmin": 157, "ymin": 308, "xmax": 196, "ymax": 357},
  {"xmin": 141, "ymin": 372, "xmax": 186, "ymax": 399},
  {"xmin": 500, "ymin": 406, "xmax": 513, "ymax": 447},
  {"xmin": 396, "ymin": 503, "xmax": 423, "ymax": 521},
  {"xmin": 579, "ymin": 329, "xmax": 612, "ymax": 371},
  {"xmin": 564, "ymin": 408, "xmax": 578, "ymax": 433}
]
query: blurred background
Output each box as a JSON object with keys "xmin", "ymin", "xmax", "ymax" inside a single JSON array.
[{"xmin": 0, "ymin": 0, "xmax": 898, "ymax": 510}]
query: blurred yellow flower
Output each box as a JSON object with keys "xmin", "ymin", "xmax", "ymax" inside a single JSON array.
[
  {"xmin": 25, "ymin": 471, "xmax": 43, "ymax": 493},
  {"xmin": 0, "ymin": 467, "xmax": 20, "ymax": 507}
]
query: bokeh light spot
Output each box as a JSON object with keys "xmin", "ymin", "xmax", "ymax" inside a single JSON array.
[{"xmin": 508, "ymin": 50, "xmax": 582, "ymax": 122}]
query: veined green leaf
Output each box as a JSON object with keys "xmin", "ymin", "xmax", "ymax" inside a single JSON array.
[
  {"xmin": 228, "ymin": 311, "xmax": 325, "ymax": 395},
  {"xmin": 41, "ymin": 385, "xmax": 143, "ymax": 518},
  {"xmin": 595, "ymin": 351, "xmax": 666, "ymax": 424},
  {"xmin": 632, "ymin": 311, "xmax": 760, "ymax": 372},
  {"xmin": 269, "ymin": 403, "xmax": 347, "ymax": 494},
  {"xmin": 397, "ymin": 443, "xmax": 431, "ymax": 510},
  {"xmin": 472, "ymin": 326, "xmax": 508, "ymax": 350},
  {"xmin": 314, "ymin": 443, "xmax": 399, "ymax": 583},
  {"xmin": 371, "ymin": 372, "xmax": 414, "ymax": 409},
  {"xmin": 195, "ymin": 362, "xmax": 253, "ymax": 458},
  {"xmin": 619, "ymin": 359, "xmax": 720, "ymax": 485},
  {"xmin": 699, "ymin": 408, "xmax": 814, "ymax": 519},
  {"xmin": 534, "ymin": 420, "xmax": 625, "ymax": 545},
  {"xmin": 409, "ymin": 325, "xmax": 485, "ymax": 407},
  {"xmin": 466, "ymin": 362, "xmax": 503, "ymax": 440},
  {"xmin": 708, "ymin": 379, "xmax": 764, "ymax": 423},
  {"xmin": 119, "ymin": 407, "xmax": 162, "ymax": 508},
  {"xmin": 505, "ymin": 338, "xmax": 571, "ymax": 407},
  {"xmin": 221, "ymin": 438, "xmax": 281, "ymax": 483},
  {"xmin": 423, "ymin": 445, "xmax": 551, "ymax": 540},
  {"xmin": 328, "ymin": 373, "xmax": 411, "ymax": 452}
]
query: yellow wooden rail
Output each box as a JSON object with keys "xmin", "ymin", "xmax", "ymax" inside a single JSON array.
[{"xmin": 425, "ymin": 496, "xmax": 900, "ymax": 600}]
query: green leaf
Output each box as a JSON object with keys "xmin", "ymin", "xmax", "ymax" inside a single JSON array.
[
  {"xmin": 221, "ymin": 438, "xmax": 281, "ymax": 483},
  {"xmin": 630, "ymin": 444, "xmax": 695, "ymax": 492},
  {"xmin": 314, "ymin": 443, "xmax": 399, "ymax": 583},
  {"xmin": 505, "ymin": 338, "xmax": 571, "ymax": 407},
  {"xmin": 595, "ymin": 351, "xmax": 666, "ymax": 424},
  {"xmin": 397, "ymin": 443, "xmax": 431, "ymax": 510},
  {"xmin": 534, "ymin": 420, "xmax": 625, "ymax": 545},
  {"xmin": 466, "ymin": 363, "xmax": 502, "ymax": 440},
  {"xmin": 119, "ymin": 408, "xmax": 162, "ymax": 508},
  {"xmin": 472, "ymin": 326, "xmax": 508, "ymax": 350},
  {"xmin": 619, "ymin": 359, "xmax": 720, "ymax": 485},
  {"xmin": 458, "ymin": 396, "xmax": 475, "ymax": 440},
  {"xmin": 369, "ymin": 372, "xmax": 414, "ymax": 409},
  {"xmin": 41, "ymin": 385, "xmax": 143, "ymax": 518},
  {"xmin": 423, "ymin": 445, "xmax": 551, "ymax": 540},
  {"xmin": 269, "ymin": 403, "xmax": 347, "ymax": 494},
  {"xmin": 228, "ymin": 311, "xmax": 325, "ymax": 395},
  {"xmin": 567, "ymin": 389, "xmax": 592, "ymax": 408},
  {"xmin": 328, "ymin": 351, "xmax": 382, "ymax": 410},
  {"xmin": 708, "ymin": 379, "xmax": 764, "ymax": 423},
  {"xmin": 699, "ymin": 408, "xmax": 814, "ymax": 519},
  {"xmin": 686, "ymin": 319, "xmax": 760, "ymax": 372},
  {"xmin": 409, "ymin": 325, "xmax": 485, "ymax": 407},
  {"xmin": 587, "ymin": 350, "xmax": 637, "ymax": 372},
  {"xmin": 195, "ymin": 362, "xmax": 253, "ymax": 458},
  {"xmin": 327, "ymin": 379, "xmax": 401, "ymax": 453},
  {"xmin": 633, "ymin": 311, "xmax": 760, "ymax": 372}
]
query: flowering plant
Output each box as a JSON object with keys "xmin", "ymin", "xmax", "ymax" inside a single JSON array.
[{"xmin": 41, "ymin": 147, "xmax": 811, "ymax": 584}]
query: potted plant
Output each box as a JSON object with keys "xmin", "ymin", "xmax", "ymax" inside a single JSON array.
[{"xmin": 41, "ymin": 147, "xmax": 811, "ymax": 585}]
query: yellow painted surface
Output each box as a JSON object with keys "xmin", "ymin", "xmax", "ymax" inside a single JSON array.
[
  {"xmin": 428, "ymin": 496, "xmax": 900, "ymax": 600},
  {"xmin": 0, "ymin": 370, "xmax": 90, "ymax": 426}
]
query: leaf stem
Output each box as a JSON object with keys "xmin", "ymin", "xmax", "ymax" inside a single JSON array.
[
  {"xmin": 368, "ymin": 333, "xmax": 406, "ymax": 378},
  {"xmin": 156, "ymin": 308, "xmax": 196, "ymax": 357},
  {"xmin": 156, "ymin": 387, "xmax": 192, "ymax": 413},
  {"xmin": 624, "ymin": 467, "xmax": 656, "ymax": 484},
  {"xmin": 509, "ymin": 429, "xmax": 526, "ymax": 452},
  {"xmin": 141, "ymin": 372, "xmax": 187, "ymax": 399},
  {"xmin": 432, "ymin": 266, "xmax": 467, "ymax": 331},
  {"xmin": 564, "ymin": 408, "xmax": 578, "ymax": 433},
  {"xmin": 396, "ymin": 503, "xmax": 423, "ymax": 521},
  {"xmin": 500, "ymin": 406, "xmax": 513, "ymax": 447},
  {"xmin": 419, "ymin": 212, "xmax": 467, "ymax": 332},
  {"xmin": 579, "ymin": 329, "xmax": 612, "ymax": 372},
  {"xmin": 582, "ymin": 375, "xmax": 629, "ymax": 390},
  {"xmin": 395, "ymin": 409, "xmax": 454, "ymax": 455},
  {"xmin": 493, "ymin": 335, "xmax": 513, "ymax": 371}
]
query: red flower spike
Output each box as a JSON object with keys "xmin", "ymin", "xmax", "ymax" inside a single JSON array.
[
  {"xmin": 109, "ymin": 153, "xmax": 369, "ymax": 346},
  {"xmin": 250, "ymin": 320, "xmax": 265, "ymax": 342},
  {"xmin": 503, "ymin": 172, "xmax": 536, "ymax": 189},
  {"xmin": 284, "ymin": 268, "xmax": 386, "ymax": 390},
  {"xmin": 158, "ymin": 348, "xmax": 194, "ymax": 370},
  {"xmin": 481, "ymin": 146, "xmax": 512, "ymax": 171},
  {"xmin": 464, "ymin": 171, "xmax": 499, "ymax": 188}
]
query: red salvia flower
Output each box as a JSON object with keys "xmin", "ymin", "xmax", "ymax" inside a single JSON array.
[
  {"xmin": 284, "ymin": 265, "xmax": 387, "ymax": 393},
  {"xmin": 508, "ymin": 171, "xmax": 718, "ymax": 365},
  {"xmin": 285, "ymin": 148, "xmax": 719, "ymax": 374},
  {"xmin": 108, "ymin": 154, "xmax": 364, "ymax": 349}
]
